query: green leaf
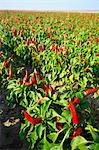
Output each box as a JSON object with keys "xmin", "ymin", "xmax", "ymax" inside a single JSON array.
[
  {"xmin": 83, "ymin": 76, "xmax": 88, "ymax": 87},
  {"xmin": 71, "ymin": 136, "xmax": 89, "ymax": 150},
  {"xmin": 48, "ymin": 89, "xmax": 52, "ymax": 97},
  {"xmin": 48, "ymin": 132, "xmax": 58, "ymax": 143},
  {"xmin": 48, "ymin": 129, "xmax": 63, "ymax": 143},
  {"xmin": 59, "ymin": 69, "xmax": 66, "ymax": 78},
  {"xmin": 50, "ymin": 109, "xmax": 61, "ymax": 118},
  {"xmin": 78, "ymin": 144, "xmax": 89, "ymax": 150},
  {"xmin": 58, "ymin": 116, "xmax": 66, "ymax": 123},
  {"xmin": 61, "ymin": 110, "xmax": 72, "ymax": 123},
  {"xmin": 47, "ymin": 73, "xmax": 51, "ymax": 81},
  {"xmin": 37, "ymin": 137, "xmax": 51, "ymax": 150},
  {"xmin": 89, "ymin": 143, "xmax": 99, "ymax": 150},
  {"xmin": 27, "ymin": 125, "xmax": 34, "ymax": 136},
  {"xmin": 50, "ymin": 144, "xmax": 63, "ymax": 150},
  {"xmin": 36, "ymin": 124, "xmax": 44, "ymax": 139},
  {"xmin": 85, "ymin": 125, "xmax": 99, "ymax": 142},
  {"xmin": 19, "ymin": 130, "xmax": 25, "ymax": 140},
  {"xmin": 29, "ymin": 91, "xmax": 36, "ymax": 100},
  {"xmin": 69, "ymin": 74, "xmax": 74, "ymax": 83},
  {"xmin": 48, "ymin": 121, "xmax": 58, "ymax": 131},
  {"xmin": 53, "ymin": 100, "xmax": 68, "ymax": 107},
  {"xmin": 53, "ymin": 93, "xmax": 58, "ymax": 100},
  {"xmin": 42, "ymin": 99, "xmax": 52, "ymax": 117},
  {"xmin": 27, "ymin": 128, "xmax": 38, "ymax": 149},
  {"xmin": 19, "ymin": 123, "xmax": 30, "ymax": 140}
]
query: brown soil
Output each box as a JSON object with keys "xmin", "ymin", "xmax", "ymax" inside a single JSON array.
[{"xmin": 0, "ymin": 88, "xmax": 28, "ymax": 150}]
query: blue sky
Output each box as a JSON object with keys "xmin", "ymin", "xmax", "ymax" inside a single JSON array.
[{"xmin": 0, "ymin": 0, "xmax": 99, "ymax": 11}]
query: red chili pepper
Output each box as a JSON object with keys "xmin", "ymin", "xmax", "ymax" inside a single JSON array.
[
  {"xmin": 38, "ymin": 98, "xmax": 42, "ymax": 104},
  {"xmin": 38, "ymin": 74, "xmax": 41, "ymax": 80},
  {"xmin": 44, "ymin": 93, "xmax": 47, "ymax": 97},
  {"xmin": 0, "ymin": 51, "xmax": 3, "ymax": 57},
  {"xmin": 23, "ymin": 111, "xmax": 42, "ymax": 124},
  {"xmin": 32, "ymin": 38, "xmax": 37, "ymax": 46},
  {"xmin": 55, "ymin": 116, "xmax": 63, "ymax": 130},
  {"xmin": 96, "ymin": 37, "xmax": 98, "ymax": 44},
  {"xmin": 3, "ymin": 60, "xmax": 9, "ymax": 69},
  {"xmin": 50, "ymin": 44, "xmax": 55, "ymax": 51},
  {"xmin": 66, "ymin": 48, "xmax": 68, "ymax": 55},
  {"xmin": 44, "ymin": 83, "xmax": 49, "ymax": 94},
  {"xmin": 58, "ymin": 46, "xmax": 63, "ymax": 52},
  {"xmin": 84, "ymin": 88, "xmax": 98, "ymax": 96},
  {"xmin": 56, "ymin": 123, "xmax": 63, "ymax": 131},
  {"xmin": 26, "ymin": 69, "xmax": 28, "ymax": 77},
  {"xmin": 49, "ymin": 85, "xmax": 54, "ymax": 94},
  {"xmin": 23, "ymin": 77, "xmax": 27, "ymax": 84},
  {"xmin": 36, "ymin": 48, "xmax": 39, "ymax": 55},
  {"xmin": 0, "ymin": 38, "xmax": 3, "ymax": 45},
  {"xmin": 9, "ymin": 64, "xmax": 13, "ymax": 79},
  {"xmin": 71, "ymin": 39, "xmax": 76, "ymax": 43},
  {"xmin": 55, "ymin": 45, "xmax": 59, "ymax": 54},
  {"xmin": 68, "ymin": 105, "xmax": 71, "ymax": 109},
  {"xmin": 40, "ymin": 44, "xmax": 45, "ymax": 52},
  {"xmin": 50, "ymin": 34, "xmax": 52, "ymax": 40},
  {"xmin": 18, "ymin": 30, "xmax": 22, "ymax": 36},
  {"xmin": 96, "ymin": 53, "xmax": 99, "ymax": 57},
  {"xmin": 11, "ymin": 54, "xmax": 14, "ymax": 60},
  {"xmin": 68, "ymin": 99, "xmax": 80, "ymax": 125},
  {"xmin": 27, "ymin": 39, "xmax": 31, "ymax": 46},
  {"xmin": 25, "ymin": 82, "xmax": 32, "ymax": 87},
  {"xmin": 12, "ymin": 28, "xmax": 17, "ymax": 36},
  {"xmin": 18, "ymin": 78, "xmax": 23, "ymax": 86},
  {"xmin": 23, "ymin": 69, "xmax": 29, "ymax": 83},
  {"xmin": 55, "ymin": 116, "xmax": 59, "ymax": 122},
  {"xmin": 31, "ymin": 73, "xmax": 37, "ymax": 84},
  {"xmin": 79, "ymin": 40, "xmax": 82, "ymax": 45},
  {"xmin": 68, "ymin": 27, "xmax": 71, "ymax": 31},
  {"xmin": 70, "ymin": 127, "xmax": 82, "ymax": 139},
  {"xmin": 87, "ymin": 38, "xmax": 92, "ymax": 44},
  {"xmin": 73, "ymin": 97, "xmax": 80, "ymax": 104},
  {"xmin": 83, "ymin": 65, "xmax": 89, "ymax": 73},
  {"xmin": 36, "ymin": 69, "xmax": 41, "ymax": 80}
]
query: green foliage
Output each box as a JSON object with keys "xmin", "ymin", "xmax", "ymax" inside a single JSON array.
[{"xmin": 0, "ymin": 11, "xmax": 99, "ymax": 150}]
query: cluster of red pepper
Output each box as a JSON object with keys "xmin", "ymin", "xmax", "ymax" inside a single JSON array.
[
  {"xmin": 18, "ymin": 68, "xmax": 41, "ymax": 87},
  {"xmin": 55, "ymin": 87, "xmax": 98, "ymax": 139},
  {"xmin": 23, "ymin": 87, "xmax": 98, "ymax": 140},
  {"xmin": 50, "ymin": 43, "xmax": 63, "ymax": 54},
  {"xmin": 3, "ymin": 57, "xmax": 14, "ymax": 80},
  {"xmin": 26, "ymin": 38, "xmax": 45, "ymax": 54},
  {"xmin": 1, "ymin": 48, "xmax": 98, "ymax": 141},
  {"xmin": 0, "ymin": 12, "xmax": 98, "ymax": 150}
]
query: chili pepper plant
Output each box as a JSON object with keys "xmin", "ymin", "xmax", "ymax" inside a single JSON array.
[{"xmin": 0, "ymin": 11, "xmax": 99, "ymax": 150}]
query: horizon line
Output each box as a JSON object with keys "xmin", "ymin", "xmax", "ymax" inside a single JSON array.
[{"xmin": 0, "ymin": 9, "xmax": 99, "ymax": 13}]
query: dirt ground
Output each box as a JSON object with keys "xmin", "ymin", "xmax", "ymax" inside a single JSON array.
[
  {"xmin": 0, "ymin": 88, "xmax": 99, "ymax": 150},
  {"xmin": 0, "ymin": 87, "xmax": 28, "ymax": 150}
]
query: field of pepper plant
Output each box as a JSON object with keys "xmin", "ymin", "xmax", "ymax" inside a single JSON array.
[{"xmin": 0, "ymin": 10, "xmax": 99, "ymax": 150}]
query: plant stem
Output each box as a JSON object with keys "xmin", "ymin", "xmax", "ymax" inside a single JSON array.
[{"xmin": 60, "ymin": 128, "xmax": 71, "ymax": 147}]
